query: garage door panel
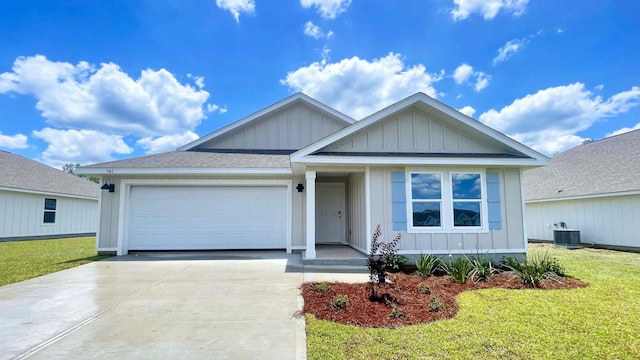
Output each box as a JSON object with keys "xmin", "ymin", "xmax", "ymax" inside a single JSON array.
[{"xmin": 127, "ymin": 186, "xmax": 287, "ymax": 250}]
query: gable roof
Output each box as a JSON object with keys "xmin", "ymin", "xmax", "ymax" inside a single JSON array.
[
  {"xmin": 78, "ymin": 151, "xmax": 291, "ymax": 175},
  {"xmin": 178, "ymin": 92, "xmax": 355, "ymax": 151},
  {"xmin": 0, "ymin": 150, "xmax": 99, "ymax": 199},
  {"xmin": 524, "ymin": 129, "xmax": 640, "ymax": 201},
  {"xmin": 291, "ymin": 92, "xmax": 548, "ymax": 167}
]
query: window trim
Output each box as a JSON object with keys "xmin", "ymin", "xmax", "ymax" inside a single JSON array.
[
  {"xmin": 43, "ymin": 198, "xmax": 57, "ymax": 225},
  {"xmin": 406, "ymin": 168, "xmax": 488, "ymax": 233}
]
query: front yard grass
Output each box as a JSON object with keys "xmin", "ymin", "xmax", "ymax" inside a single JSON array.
[
  {"xmin": 0, "ymin": 237, "xmax": 109, "ymax": 286},
  {"xmin": 306, "ymin": 244, "xmax": 640, "ymax": 359}
]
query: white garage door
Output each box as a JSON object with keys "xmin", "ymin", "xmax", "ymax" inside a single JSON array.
[{"xmin": 127, "ymin": 186, "xmax": 287, "ymax": 250}]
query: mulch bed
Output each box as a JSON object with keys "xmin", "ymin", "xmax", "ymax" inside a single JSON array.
[{"xmin": 301, "ymin": 272, "xmax": 587, "ymax": 328}]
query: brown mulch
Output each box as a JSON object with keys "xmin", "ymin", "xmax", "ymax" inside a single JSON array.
[{"xmin": 301, "ymin": 272, "xmax": 587, "ymax": 329}]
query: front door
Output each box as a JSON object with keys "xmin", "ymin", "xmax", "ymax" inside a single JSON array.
[{"xmin": 316, "ymin": 183, "xmax": 345, "ymax": 244}]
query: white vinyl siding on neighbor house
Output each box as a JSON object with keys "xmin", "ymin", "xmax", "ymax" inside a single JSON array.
[
  {"xmin": 526, "ymin": 194, "xmax": 640, "ymax": 249},
  {"xmin": 368, "ymin": 167, "xmax": 525, "ymax": 254},
  {"xmin": 194, "ymin": 102, "xmax": 349, "ymax": 151},
  {"xmin": 126, "ymin": 185, "xmax": 288, "ymax": 251},
  {"xmin": 0, "ymin": 190, "xmax": 98, "ymax": 239}
]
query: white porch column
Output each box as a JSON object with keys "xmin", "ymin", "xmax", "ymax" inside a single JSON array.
[{"xmin": 305, "ymin": 170, "xmax": 317, "ymax": 259}]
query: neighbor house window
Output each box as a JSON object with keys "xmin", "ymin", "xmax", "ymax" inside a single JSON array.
[
  {"xmin": 43, "ymin": 198, "xmax": 57, "ymax": 224},
  {"xmin": 408, "ymin": 170, "xmax": 486, "ymax": 232}
]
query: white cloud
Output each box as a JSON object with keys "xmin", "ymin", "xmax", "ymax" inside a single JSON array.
[
  {"xmin": 304, "ymin": 21, "xmax": 333, "ymax": 39},
  {"xmin": 474, "ymin": 73, "xmax": 490, "ymax": 92},
  {"xmin": 606, "ymin": 123, "xmax": 640, "ymax": 137},
  {"xmin": 281, "ymin": 53, "xmax": 443, "ymax": 119},
  {"xmin": 594, "ymin": 84, "xmax": 604, "ymax": 91},
  {"xmin": 451, "ymin": 0, "xmax": 529, "ymax": 21},
  {"xmin": 452, "ymin": 64, "xmax": 490, "ymax": 92},
  {"xmin": 493, "ymin": 38, "xmax": 527, "ymax": 65},
  {"xmin": 137, "ymin": 132, "xmax": 199, "ymax": 154},
  {"xmin": 0, "ymin": 132, "xmax": 28, "ymax": 149},
  {"xmin": 32, "ymin": 128, "xmax": 132, "ymax": 167},
  {"xmin": 458, "ymin": 106, "xmax": 476, "ymax": 117},
  {"xmin": 0, "ymin": 55, "xmax": 212, "ymax": 138},
  {"xmin": 453, "ymin": 64, "xmax": 473, "ymax": 84},
  {"xmin": 479, "ymin": 83, "xmax": 640, "ymax": 155},
  {"xmin": 216, "ymin": 0, "xmax": 255, "ymax": 22},
  {"xmin": 300, "ymin": 0, "xmax": 351, "ymax": 19}
]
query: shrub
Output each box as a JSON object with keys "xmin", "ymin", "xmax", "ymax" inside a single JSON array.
[
  {"xmin": 417, "ymin": 282, "xmax": 431, "ymax": 294},
  {"xmin": 469, "ymin": 254, "xmax": 498, "ymax": 282},
  {"xmin": 388, "ymin": 305, "xmax": 406, "ymax": 318},
  {"xmin": 315, "ymin": 283, "xmax": 329, "ymax": 292},
  {"xmin": 429, "ymin": 296, "xmax": 444, "ymax": 312},
  {"xmin": 504, "ymin": 252, "xmax": 566, "ymax": 287},
  {"xmin": 367, "ymin": 225, "xmax": 402, "ymax": 285},
  {"xmin": 386, "ymin": 254, "xmax": 408, "ymax": 273},
  {"xmin": 330, "ymin": 294, "xmax": 348, "ymax": 311},
  {"xmin": 442, "ymin": 256, "xmax": 474, "ymax": 283},
  {"xmin": 416, "ymin": 253, "xmax": 442, "ymax": 277}
]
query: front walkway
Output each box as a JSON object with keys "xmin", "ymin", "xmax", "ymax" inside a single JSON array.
[{"xmin": 0, "ymin": 251, "xmax": 368, "ymax": 360}]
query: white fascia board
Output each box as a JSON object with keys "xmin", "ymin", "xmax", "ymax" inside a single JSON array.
[
  {"xmin": 76, "ymin": 167, "xmax": 292, "ymax": 175},
  {"xmin": 178, "ymin": 93, "xmax": 355, "ymax": 151},
  {"xmin": 292, "ymin": 155, "xmax": 547, "ymax": 167},
  {"xmin": 291, "ymin": 92, "xmax": 548, "ymax": 163},
  {"xmin": 0, "ymin": 186, "xmax": 98, "ymax": 201},
  {"xmin": 526, "ymin": 189, "xmax": 640, "ymax": 203}
]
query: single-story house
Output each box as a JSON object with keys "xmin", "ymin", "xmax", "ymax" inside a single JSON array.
[
  {"xmin": 78, "ymin": 93, "xmax": 547, "ymax": 258},
  {"xmin": 524, "ymin": 129, "xmax": 640, "ymax": 252},
  {"xmin": 0, "ymin": 150, "xmax": 99, "ymax": 240}
]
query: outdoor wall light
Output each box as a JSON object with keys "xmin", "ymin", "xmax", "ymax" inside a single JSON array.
[
  {"xmin": 101, "ymin": 183, "xmax": 115, "ymax": 192},
  {"xmin": 296, "ymin": 183, "xmax": 304, "ymax": 192}
]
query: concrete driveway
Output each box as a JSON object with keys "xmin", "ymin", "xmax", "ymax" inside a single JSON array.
[{"xmin": 0, "ymin": 251, "xmax": 367, "ymax": 360}]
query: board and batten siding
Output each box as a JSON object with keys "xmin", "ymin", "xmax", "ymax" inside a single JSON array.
[
  {"xmin": 194, "ymin": 102, "xmax": 349, "ymax": 151},
  {"xmin": 323, "ymin": 108, "xmax": 501, "ymax": 154},
  {"xmin": 0, "ymin": 190, "xmax": 98, "ymax": 239},
  {"xmin": 526, "ymin": 194, "xmax": 640, "ymax": 249},
  {"xmin": 347, "ymin": 172, "xmax": 367, "ymax": 252},
  {"xmin": 366, "ymin": 167, "xmax": 526, "ymax": 254}
]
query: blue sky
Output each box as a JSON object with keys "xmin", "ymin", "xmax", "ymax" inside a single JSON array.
[{"xmin": 0, "ymin": 0, "xmax": 638, "ymax": 168}]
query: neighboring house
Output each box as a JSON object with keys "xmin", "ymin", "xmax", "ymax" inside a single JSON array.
[
  {"xmin": 78, "ymin": 93, "xmax": 547, "ymax": 257},
  {"xmin": 0, "ymin": 151, "xmax": 100, "ymax": 240},
  {"xmin": 524, "ymin": 130, "xmax": 640, "ymax": 251}
]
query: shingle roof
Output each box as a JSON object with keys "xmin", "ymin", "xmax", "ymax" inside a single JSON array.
[
  {"xmin": 80, "ymin": 150, "xmax": 291, "ymax": 169},
  {"xmin": 0, "ymin": 151, "xmax": 99, "ymax": 198},
  {"xmin": 524, "ymin": 129, "xmax": 640, "ymax": 201}
]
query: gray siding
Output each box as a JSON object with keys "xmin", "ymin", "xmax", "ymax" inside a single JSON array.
[
  {"xmin": 195, "ymin": 102, "xmax": 348, "ymax": 151},
  {"xmin": 324, "ymin": 108, "xmax": 500, "ymax": 154},
  {"xmin": 526, "ymin": 195, "xmax": 640, "ymax": 248},
  {"xmin": 0, "ymin": 190, "xmax": 98, "ymax": 239},
  {"xmin": 365, "ymin": 167, "xmax": 526, "ymax": 253},
  {"xmin": 347, "ymin": 172, "xmax": 367, "ymax": 251}
]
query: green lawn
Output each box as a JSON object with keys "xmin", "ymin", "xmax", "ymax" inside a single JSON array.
[
  {"xmin": 0, "ymin": 237, "xmax": 110, "ymax": 286},
  {"xmin": 306, "ymin": 244, "xmax": 640, "ymax": 359}
]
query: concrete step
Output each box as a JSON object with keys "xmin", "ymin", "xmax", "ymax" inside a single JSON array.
[{"xmin": 302, "ymin": 257, "xmax": 368, "ymax": 267}]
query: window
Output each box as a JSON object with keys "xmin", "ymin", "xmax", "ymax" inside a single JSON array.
[
  {"xmin": 410, "ymin": 173, "xmax": 442, "ymax": 227},
  {"xmin": 452, "ymin": 173, "xmax": 482, "ymax": 227},
  {"xmin": 43, "ymin": 198, "xmax": 57, "ymax": 224},
  {"xmin": 408, "ymin": 170, "xmax": 486, "ymax": 232}
]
